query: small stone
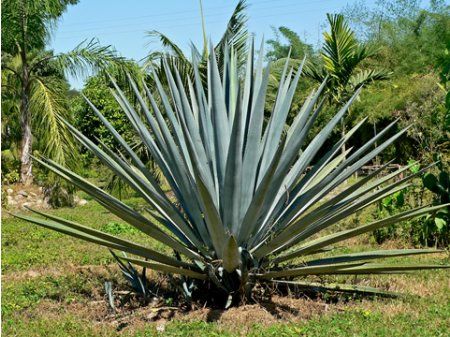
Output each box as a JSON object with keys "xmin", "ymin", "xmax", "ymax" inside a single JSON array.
[
  {"xmin": 77, "ymin": 199, "xmax": 88, "ymax": 206},
  {"xmin": 22, "ymin": 202, "xmax": 33, "ymax": 209},
  {"xmin": 15, "ymin": 195, "xmax": 24, "ymax": 201},
  {"xmin": 7, "ymin": 196, "xmax": 17, "ymax": 206},
  {"xmin": 36, "ymin": 199, "xmax": 42, "ymax": 205},
  {"xmin": 38, "ymin": 187, "xmax": 43, "ymax": 193},
  {"xmin": 6, "ymin": 188, "xmax": 13, "ymax": 195},
  {"xmin": 17, "ymin": 190, "xmax": 28, "ymax": 197},
  {"xmin": 146, "ymin": 311, "xmax": 159, "ymax": 321},
  {"xmin": 156, "ymin": 322, "xmax": 166, "ymax": 333},
  {"xmin": 26, "ymin": 271, "xmax": 40, "ymax": 278}
]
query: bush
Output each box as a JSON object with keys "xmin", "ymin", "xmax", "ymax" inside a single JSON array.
[{"xmin": 373, "ymin": 158, "xmax": 449, "ymax": 247}]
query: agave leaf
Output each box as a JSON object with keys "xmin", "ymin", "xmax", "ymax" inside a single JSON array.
[
  {"xmin": 304, "ymin": 249, "xmax": 444, "ymax": 266},
  {"xmin": 253, "ymin": 125, "xmax": 413, "ymax": 257},
  {"xmin": 143, "ymin": 81, "xmax": 211, "ymax": 241},
  {"xmin": 274, "ymin": 183, "xmax": 413, "ymax": 255},
  {"xmin": 240, "ymin": 62, "xmax": 271, "ymax": 219},
  {"xmin": 238, "ymin": 137, "xmax": 286, "ymax": 242},
  {"xmin": 81, "ymin": 95, "xmax": 161, "ymax": 188},
  {"xmin": 191, "ymin": 157, "xmax": 227, "ymax": 257},
  {"xmin": 63, "ymin": 119, "xmax": 199, "ymax": 247},
  {"xmin": 121, "ymin": 256, "xmax": 207, "ymax": 280},
  {"xmin": 258, "ymin": 261, "xmax": 366, "ymax": 279},
  {"xmin": 223, "ymin": 235, "xmax": 241, "ymax": 272},
  {"xmin": 331, "ymin": 264, "xmax": 450, "ymax": 274},
  {"xmin": 272, "ymin": 280, "xmax": 400, "ymax": 298},
  {"xmin": 275, "ymin": 204, "xmax": 449, "ymax": 262},
  {"xmin": 31, "ymin": 156, "xmax": 201, "ymax": 260},
  {"xmin": 258, "ymin": 58, "xmax": 305, "ymax": 179},
  {"xmin": 254, "ymin": 117, "xmax": 368, "ymax": 244},
  {"xmin": 14, "ymin": 211, "xmax": 193, "ymax": 268},
  {"xmin": 254, "ymin": 88, "xmax": 362, "ymax": 240},
  {"xmin": 208, "ymin": 43, "xmax": 231, "ymax": 188},
  {"xmin": 282, "ymin": 121, "xmax": 398, "ymax": 225},
  {"xmin": 285, "ymin": 78, "xmax": 328, "ymax": 145},
  {"xmin": 223, "ymin": 92, "xmax": 244, "ymax": 234}
]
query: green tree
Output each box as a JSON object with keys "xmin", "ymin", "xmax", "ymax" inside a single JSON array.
[
  {"xmin": 305, "ymin": 14, "xmax": 389, "ymax": 156},
  {"xmin": 266, "ymin": 26, "xmax": 314, "ymax": 61},
  {"xmin": 343, "ymin": 0, "xmax": 450, "ymax": 161},
  {"xmin": 72, "ymin": 62, "xmax": 144, "ymax": 149},
  {"xmin": 1, "ymin": 0, "xmax": 129, "ymax": 185},
  {"xmin": 143, "ymin": 0, "xmax": 248, "ymax": 86}
]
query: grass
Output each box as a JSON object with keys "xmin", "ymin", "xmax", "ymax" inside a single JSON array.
[{"xmin": 2, "ymin": 197, "xmax": 450, "ymax": 336}]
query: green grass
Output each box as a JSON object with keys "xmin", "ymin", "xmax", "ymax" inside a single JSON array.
[
  {"xmin": 2, "ymin": 199, "xmax": 450, "ymax": 337},
  {"xmin": 2, "ymin": 199, "xmax": 167, "ymax": 273}
]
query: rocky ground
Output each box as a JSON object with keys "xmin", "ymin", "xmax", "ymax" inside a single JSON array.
[{"xmin": 2, "ymin": 184, "xmax": 88, "ymax": 210}]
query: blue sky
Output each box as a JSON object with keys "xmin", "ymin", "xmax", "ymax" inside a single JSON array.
[{"xmin": 50, "ymin": 0, "xmax": 372, "ymax": 88}]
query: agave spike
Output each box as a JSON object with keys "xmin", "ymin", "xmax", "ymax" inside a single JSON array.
[{"xmin": 20, "ymin": 40, "xmax": 449, "ymax": 302}]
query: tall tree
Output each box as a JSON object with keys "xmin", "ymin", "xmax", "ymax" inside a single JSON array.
[
  {"xmin": 1, "ymin": 0, "xmax": 129, "ymax": 185},
  {"xmin": 266, "ymin": 26, "xmax": 314, "ymax": 61},
  {"xmin": 306, "ymin": 14, "xmax": 389, "ymax": 156},
  {"xmin": 143, "ymin": 0, "xmax": 248, "ymax": 86}
]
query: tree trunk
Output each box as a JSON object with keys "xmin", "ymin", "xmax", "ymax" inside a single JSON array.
[
  {"xmin": 20, "ymin": 92, "xmax": 33, "ymax": 185},
  {"xmin": 19, "ymin": 2, "xmax": 33, "ymax": 185}
]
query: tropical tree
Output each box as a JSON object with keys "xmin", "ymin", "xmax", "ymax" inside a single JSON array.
[
  {"xmin": 143, "ymin": 0, "xmax": 248, "ymax": 86},
  {"xmin": 18, "ymin": 43, "xmax": 449, "ymax": 306},
  {"xmin": 264, "ymin": 27, "xmax": 317, "ymax": 126},
  {"xmin": 266, "ymin": 26, "xmax": 315, "ymax": 61},
  {"xmin": 1, "ymin": 0, "xmax": 129, "ymax": 185},
  {"xmin": 306, "ymin": 14, "xmax": 390, "ymax": 155}
]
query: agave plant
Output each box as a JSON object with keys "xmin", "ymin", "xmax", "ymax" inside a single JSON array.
[{"xmin": 17, "ymin": 40, "xmax": 449, "ymax": 306}]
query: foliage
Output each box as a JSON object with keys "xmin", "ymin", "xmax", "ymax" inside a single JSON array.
[
  {"xmin": 1, "ymin": 0, "xmax": 132, "ymax": 185},
  {"xmin": 350, "ymin": 73, "xmax": 447, "ymax": 162},
  {"xmin": 345, "ymin": 0, "xmax": 450, "ymax": 76},
  {"xmin": 143, "ymin": 0, "xmax": 248, "ymax": 87},
  {"xmin": 300, "ymin": 13, "xmax": 390, "ymax": 161},
  {"xmin": 437, "ymin": 39, "xmax": 450, "ymax": 132},
  {"xmin": 2, "ymin": 171, "xmax": 20, "ymax": 185},
  {"xmin": 266, "ymin": 26, "xmax": 315, "ymax": 61},
  {"xmin": 72, "ymin": 71, "xmax": 136, "ymax": 149},
  {"xmin": 110, "ymin": 250, "xmax": 149, "ymax": 298},
  {"xmin": 1, "ymin": 50, "xmax": 77, "ymax": 169},
  {"xmin": 1, "ymin": 0, "xmax": 78, "ymax": 54},
  {"xmin": 373, "ymin": 189, "xmax": 408, "ymax": 244},
  {"xmin": 43, "ymin": 183, "xmax": 75, "ymax": 208},
  {"xmin": 420, "ymin": 158, "xmax": 449, "ymax": 246},
  {"xmin": 373, "ymin": 159, "xmax": 449, "ymax": 247},
  {"xmin": 16, "ymin": 42, "xmax": 450, "ymax": 306},
  {"xmin": 305, "ymin": 14, "xmax": 390, "ymax": 106},
  {"xmin": 340, "ymin": 1, "xmax": 450, "ymax": 162}
]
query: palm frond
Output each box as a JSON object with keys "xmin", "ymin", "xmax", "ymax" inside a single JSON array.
[
  {"xmin": 29, "ymin": 75, "xmax": 77, "ymax": 168},
  {"xmin": 53, "ymin": 39, "xmax": 130, "ymax": 79}
]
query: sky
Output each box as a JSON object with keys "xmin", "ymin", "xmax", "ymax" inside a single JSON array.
[{"xmin": 49, "ymin": 0, "xmax": 374, "ymax": 88}]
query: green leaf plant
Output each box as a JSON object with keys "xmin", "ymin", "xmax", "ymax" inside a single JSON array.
[{"xmin": 16, "ymin": 40, "xmax": 450, "ymax": 307}]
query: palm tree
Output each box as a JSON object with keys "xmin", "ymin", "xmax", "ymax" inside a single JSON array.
[
  {"xmin": 306, "ymin": 14, "xmax": 390, "ymax": 156},
  {"xmin": 143, "ymin": 0, "xmax": 248, "ymax": 85},
  {"xmin": 1, "ymin": 0, "xmax": 129, "ymax": 185}
]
